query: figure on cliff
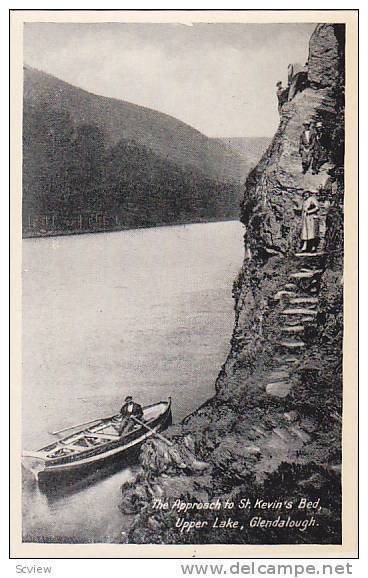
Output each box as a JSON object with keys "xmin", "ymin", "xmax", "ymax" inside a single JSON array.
[
  {"xmin": 116, "ymin": 395, "xmax": 144, "ymax": 435},
  {"xmin": 288, "ymin": 62, "xmax": 309, "ymax": 101},
  {"xmin": 300, "ymin": 191, "xmax": 320, "ymax": 252},
  {"xmin": 276, "ymin": 81, "xmax": 288, "ymax": 115},
  {"xmin": 299, "ymin": 120, "xmax": 316, "ymax": 174},
  {"xmin": 311, "ymin": 121, "xmax": 329, "ymax": 174}
]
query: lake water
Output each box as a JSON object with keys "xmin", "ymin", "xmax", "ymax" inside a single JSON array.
[{"xmin": 22, "ymin": 220, "xmax": 244, "ymax": 543}]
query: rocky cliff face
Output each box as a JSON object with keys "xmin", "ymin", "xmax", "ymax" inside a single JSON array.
[{"xmin": 120, "ymin": 24, "xmax": 345, "ymax": 545}]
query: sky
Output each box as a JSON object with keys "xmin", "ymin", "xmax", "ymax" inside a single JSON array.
[{"xmin": 24, "ymin": 22, "xmax": 316, "ymax": 138}]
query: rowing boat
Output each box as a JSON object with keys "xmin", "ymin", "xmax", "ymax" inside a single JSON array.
[{"xmin": 22, "ymin": 398, "xmax": 172, "ymax": 481}]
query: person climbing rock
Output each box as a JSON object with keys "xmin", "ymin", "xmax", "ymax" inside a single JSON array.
[
  {"xmin": 288, "ymin": 62, "xmax": 308, "ymax": 101},
  {"xmin": 299, "ymin": 120, "xmax": 316, "ymax": 174},
  {"xmin": 300, "ymin": 191, "xmax": 320, "ymax": 252},
  {"xmin": 276, "ymin": 81, "xmax": 288, "ymax": 115},
  {"xmin": 311, "ymin": 121, "xmax": 328, "ymax": 174}
]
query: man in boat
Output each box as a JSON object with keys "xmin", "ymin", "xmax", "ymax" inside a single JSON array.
[{"xmin": 117, "ymin": 395, "xmax": 144, "ymax": 436}]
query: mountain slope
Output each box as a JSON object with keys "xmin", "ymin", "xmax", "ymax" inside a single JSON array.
[
  {"xmin": 23, "ymin": 66, "xmax": 242, "ymax": 183},
  {"xmin": 23, "ymin": 66, "xmax": 243, "ymax": 236},
  {"xmin": 218, "ymin": 136, "xmax": 272, "ymax": 180}
]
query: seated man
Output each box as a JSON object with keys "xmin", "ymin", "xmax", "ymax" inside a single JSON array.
[{"xmin": 117, "ymin": 395, "xmax": 144, "ymax": 436}]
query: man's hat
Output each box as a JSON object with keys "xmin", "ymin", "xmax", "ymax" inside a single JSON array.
[
  {"xmin": 303, "ymin": 120, "xmax": 311, "ymax": 125},
  {"xmin": 125, "ymin": 395, "xmax": 133, "ymax": 402},
  {"xmin": 316, "ymin": 121, "xmax": 323, "ymax": 127}
]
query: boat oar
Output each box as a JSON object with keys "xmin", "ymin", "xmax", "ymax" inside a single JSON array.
[
  {"xmin": 130, "ymin": 415, "xmax": 173, "ymax": 447},
  {"xmin": 50, "ymin": 416, "xmax": 113, "ymax": 436}
]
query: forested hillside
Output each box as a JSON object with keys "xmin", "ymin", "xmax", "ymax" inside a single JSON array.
[{"xmin": 23, "ymin": 67, "xmax": 242, "ymax": 236}]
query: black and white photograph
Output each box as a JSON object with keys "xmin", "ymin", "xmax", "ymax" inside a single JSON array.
[{"xmin": 10, "ymin": 9, "xmax": 358, "ymax": 557}]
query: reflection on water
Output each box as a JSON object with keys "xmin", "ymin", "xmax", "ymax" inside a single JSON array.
[
  {"xmin": 22, "ymin": 220, "xmax": 244, "ymax": 543},
  {"xmin": 36, "ymin": 450, "xmax": 140, "ymax": 504},
  {"xmin": 22, "ymin": 465, "xmax": 136, "ymax": 543}
]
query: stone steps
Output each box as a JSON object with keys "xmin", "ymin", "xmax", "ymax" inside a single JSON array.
[
  {"xmin": 278, "ymin": 340, "xmax": 306, "ymax": 349},
  {"xmin": 284, "ymin": 316, "xmax": 316, "ymax": 325},
  {"xmin": 263, "ymin": 249, "xmax": 324, "ymax": 410},
  {"xmin": 290, "ymin": 270, "xmax": 323, "ymax": 279},
  {"xmin": 274, "ymin": 290, "xmax": 296, "ymax": 300},
  {"xmin": 274, "ymin": 356, "xmax": 299, "ymax": 365},
  {"xmin": 272, "ymin": 426, "xmax": 311, "ymax": 444},
  {"xmin": 294, "ymin": 252, "xmax": 325, "ymax": 258},
  {"xmin": 284, "ymin": 283, "xmax": 298, "ymax": 291},
  {"xmin": 281, "ymin": 325, "xmax": 304, "ymax": 333},
  {"xmin": 283, "ymin": 357, "xmax": 300, "ymax": 364},
  {"xmin": 289, "ymin": 297, "xmax": 318, "ymax": 305},
  {"xmin": 266, "ymin": 382, "xmax": 292, "ymax": 398},
  {"xmin": 287, "ymin": 288, "xmax": 318, "ymax": 298},
  {"xmin": 282, "ymin": 308, "xmax": 318, "ymax": 316}
]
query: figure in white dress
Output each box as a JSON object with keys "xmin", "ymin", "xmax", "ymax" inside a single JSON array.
[{"xmin": 300, "ymin": 191, "xmax": 319, "ymax": 252}]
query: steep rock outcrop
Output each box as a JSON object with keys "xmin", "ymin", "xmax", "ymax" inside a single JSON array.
[
  {"xmin": 308, "ymin": 24, "xmax": 344, "ymax": 89},
  {"xmin": 120, "ymin": 24, "xmax": 345, "ymax": 546}
]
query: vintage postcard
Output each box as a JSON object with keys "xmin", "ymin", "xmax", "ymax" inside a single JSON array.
[{"xmin": 10, "ymin": 9, "xmax": 358, "ymax": 558}]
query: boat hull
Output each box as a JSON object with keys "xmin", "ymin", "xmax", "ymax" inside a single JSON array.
[{"xmin": 23, "ymin": 400, "xmax": 172, "ymax": 483}]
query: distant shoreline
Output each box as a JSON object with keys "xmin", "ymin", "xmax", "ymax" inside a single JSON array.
[{"xmin": 22, "ymin": 216, "xmax": 241, "ymax": 240}]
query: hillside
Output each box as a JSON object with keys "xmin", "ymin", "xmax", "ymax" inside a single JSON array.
[
  {"xmin": 219, "ymin": 137, "xmax": 272, "ymax": 180},
  {"xmin": 118, "ymin": 24, "xmax": 347, "ymax": 546},
  {"xmin": 23, "ymin": 66, "xmax": 245, "ymax": 237},
  {"xmin": 24, "ymin": 67, "xmax": 243, "ymax": 182}
]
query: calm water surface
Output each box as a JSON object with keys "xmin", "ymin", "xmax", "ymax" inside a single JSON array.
[{"xmin": 22, "ymin": 220, "xmax": 244, "ymax": 543}]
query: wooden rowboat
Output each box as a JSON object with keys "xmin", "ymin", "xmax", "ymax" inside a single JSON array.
[{"xmin": 22, "ymin": 398, "xmax": 172, "ymax": 481}]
